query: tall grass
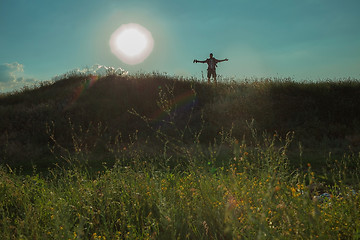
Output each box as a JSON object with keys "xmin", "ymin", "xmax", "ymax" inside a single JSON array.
[
  {"xmin": 1, "ymin": 124, "xmax": 359, "ymax": 239},
  {"xmin": 1, "ymin": 73, "xmax": 360, "ymax": 238}
]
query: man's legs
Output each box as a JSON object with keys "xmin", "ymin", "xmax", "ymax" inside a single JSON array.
[{"xmin": 207, "ymin": 70, "xmax": 216, "ymax": 84}]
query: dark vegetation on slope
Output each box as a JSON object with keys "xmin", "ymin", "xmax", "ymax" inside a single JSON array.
[{"xmin": 1, "ymin": 73, "xmax": 360, "ymax": 172}]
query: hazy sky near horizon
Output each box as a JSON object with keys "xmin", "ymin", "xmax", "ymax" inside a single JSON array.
[{"xmin": 1, "ymin": 0, "xmax": 360, "ymax": 91}]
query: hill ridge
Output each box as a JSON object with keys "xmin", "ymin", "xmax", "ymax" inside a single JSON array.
[{"xmin": 1, "ymin": 73, "xmax": 360, "ymax": 170}]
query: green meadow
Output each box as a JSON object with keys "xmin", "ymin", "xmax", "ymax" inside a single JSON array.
[{"xmin": 1, "ymin": 72, "xmax": 360, "ymax": 239}]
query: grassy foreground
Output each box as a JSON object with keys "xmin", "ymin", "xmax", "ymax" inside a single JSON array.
[{"xmin": 1, "ymin": 129, "xmax": 360, "ymax": 239}]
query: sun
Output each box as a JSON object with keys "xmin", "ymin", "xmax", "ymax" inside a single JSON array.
[{"xmin": 109, "ymin": 23, "xmax": 154, "ymax": 65}]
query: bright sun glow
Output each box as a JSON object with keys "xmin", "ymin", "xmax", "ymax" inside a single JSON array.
[{"xmin": 109, "ymin": 23, "xmax": 154, "ymax": 65}]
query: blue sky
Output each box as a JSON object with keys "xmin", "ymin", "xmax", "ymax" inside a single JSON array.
[{"xmin": 1, "ymin": 0, "xmax": 360, "ymax": 91}]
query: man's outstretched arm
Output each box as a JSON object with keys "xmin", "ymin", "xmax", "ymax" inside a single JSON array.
[
  {"xmin": 217, "ymin": 58, "xmax": 229, "ymax": 63},
  {"xmin": 193, "ymin": 59, "xmax": 207, "ymax": 63}
]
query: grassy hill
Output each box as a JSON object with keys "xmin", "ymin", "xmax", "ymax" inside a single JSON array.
[
  {"xmin": 1, "ymin": 73, "xmax": 360, "ymax": 239},
  {"xmin": 1, "ymin": 73, "xmax": 360, "ymax": 171}
]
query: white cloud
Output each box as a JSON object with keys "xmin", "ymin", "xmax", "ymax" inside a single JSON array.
[
  {"xmin": 0, "ymin": 62, "xmax": 38, "ymax": 92},
  {"xmin": 0, "ymin": 62, "xmax": 23, "ymax": 83},
  {"xmin": 52, "ymin": 64, "xmax": 128, "ymax": 81}
]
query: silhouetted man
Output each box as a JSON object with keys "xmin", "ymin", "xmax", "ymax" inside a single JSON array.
[{"xmin": 193, "ymin": 53, "xmax": 228, "ymax": 84}]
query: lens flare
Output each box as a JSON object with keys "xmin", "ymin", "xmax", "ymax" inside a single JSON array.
[{"xmin": 109, "ymin": 23, "xmax": 154, "ymax": 65}]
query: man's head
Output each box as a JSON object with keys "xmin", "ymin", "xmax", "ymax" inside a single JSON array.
[{"xmin": 209, "ymin": 53, "xmax": 213, "ymax": 58}]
